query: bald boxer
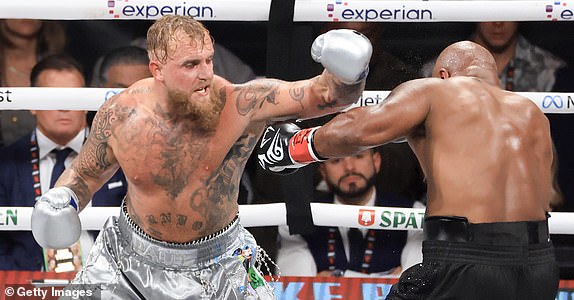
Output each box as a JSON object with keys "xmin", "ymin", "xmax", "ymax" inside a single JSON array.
[
  {"xmin": 30, "ymin": 15, "xmax": 372, "ymax": 299},
  {"xmin": 259, "ymin": 41, "xmax": 559, "ymax": 300}
]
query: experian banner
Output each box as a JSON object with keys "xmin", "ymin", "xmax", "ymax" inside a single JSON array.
[
  {"xmin": 294, "ymin": 0, "xmax": 574, "ymax": 22},
  {"xmin": 0, "ymin": 0, "xmax": 271, "ymax": 21}
]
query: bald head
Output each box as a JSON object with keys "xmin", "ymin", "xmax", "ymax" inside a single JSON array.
[{"xmin": 432, "ymin": 41, "xmax": 500, "ymax": 86}]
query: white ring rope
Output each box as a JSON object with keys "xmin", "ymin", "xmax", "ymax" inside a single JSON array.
[
  {"xmin": 0, "ymin": 88, "xmax": 117, "ymax": 111},
  {"xmin": 294, "ymin": 0, "xmax": 574, "ymax": 22},
  {"xmin": 0, "ymin": 88, "xmax": 573, "ymax": 113},
  {"xmin": 0, "ymin": 205, "xmax": 572, "ymax": 234},
  {"xmin": 0, "ymin": 0, "xmax": 572, "ymax": 22},
  {"xmin": 0, "ymin": 0, "xmax": 272, "ymax": 21}
]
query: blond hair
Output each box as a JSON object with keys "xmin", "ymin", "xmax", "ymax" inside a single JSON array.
[{"xmin": 146, "ymin": 15, "xmax": 211, "ymax": 64}]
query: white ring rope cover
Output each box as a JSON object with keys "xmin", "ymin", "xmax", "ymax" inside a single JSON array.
[
  {"xmin": 0, "ymin": 0, "xmax": 572, "ymax": 22},
  {"xmin": 1, "ymin": 88, "xmax": 573, "ymax": 113},
  {"xmin": 0, "ymin": 205, "xmax": 572, "ymax": 234},
  {"xmin": 0, "ymin": 0, "xmax": 272, "ymax": 21},
  {"xmin": 294, "ymin": 0, "xmax": 574, "ymax": 22}
]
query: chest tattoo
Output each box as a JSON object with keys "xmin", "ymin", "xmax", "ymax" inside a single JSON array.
[{"xmin": 186, "ymin": 134, "xmax": 259, "ymax": 233}]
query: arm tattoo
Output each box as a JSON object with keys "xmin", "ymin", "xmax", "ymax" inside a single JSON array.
[
  {"xmin": 288, "ymin": 82, "xmax": 305, "ymax": 102},
  {"xmin": 75, "ymin": 104, "xmax": 118, "ymax": 177},
  {"xmin": 90, "ymin": 108, "xmax": 114, "ymax": 169},
  {"xmin": 234, "ymin": 79, "xmax": 281, "ymax": 116}
]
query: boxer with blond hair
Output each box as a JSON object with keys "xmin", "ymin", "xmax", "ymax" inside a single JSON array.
[{"xmin": 31, "ymin": 15, "xmax": 372, "ymax": 299}]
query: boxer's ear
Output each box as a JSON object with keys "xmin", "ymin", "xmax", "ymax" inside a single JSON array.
[
  {"xmin": 149, "ymin": 60, "xmax": 163, "ymax": 81},
  {"xmin": 439, "ymin": 68, "xmax": 450, "ymax": 79}
]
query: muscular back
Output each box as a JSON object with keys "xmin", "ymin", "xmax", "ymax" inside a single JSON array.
[
  {"xmin": 317, "ymin": 77, "xmax": 554, "ymax": 223},
  {"xmin": 409, "ymin": 77, "xmax": 553, "ymax": 222}
]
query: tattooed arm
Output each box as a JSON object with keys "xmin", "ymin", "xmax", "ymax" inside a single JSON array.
[
  {"xmin": 54, "ymin": 98, "xmax": 122, "ymax": 211},
  {"xmin": 230, "ymin": 72, "xmax": 366, "ymax": 123},
  {"xmin": 233, "ymin": 27, "xmax": 372, "ymax": 122}
]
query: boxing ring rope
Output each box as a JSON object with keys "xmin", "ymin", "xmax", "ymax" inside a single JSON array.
[
  {"xmin": 0, "ymin": 0, "xmax": 572, "ymax": 22},
  {"xmin": 1, "ymin": 88, "xmax": 574, "ymax": 113},
  {"xmin": 1, "ymin": 205, "xmax": 573, "ymax": 234}
]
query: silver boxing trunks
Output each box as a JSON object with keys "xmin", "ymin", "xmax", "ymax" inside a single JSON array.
[{"xmin": 63, "ymin": 202, "xmax": 276, "ymax": 299}]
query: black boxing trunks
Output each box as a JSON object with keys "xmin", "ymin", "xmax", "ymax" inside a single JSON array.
[
  {"xmin": 386, "ymin": 216, "xmax": 559, "ymax": 300},
  {"xmin": 63, "ymin": 201, "xmax": 275, "ymax": 299}
]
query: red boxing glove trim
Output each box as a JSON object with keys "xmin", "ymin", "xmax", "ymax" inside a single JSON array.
[{"xmin": 289, "ymin": 127, "xmax": 324, "ymax": 163}]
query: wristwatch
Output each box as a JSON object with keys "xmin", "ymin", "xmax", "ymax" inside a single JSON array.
[{"xmin": 331, "ymin": 269, "xmax": 345, "ymax": 277}]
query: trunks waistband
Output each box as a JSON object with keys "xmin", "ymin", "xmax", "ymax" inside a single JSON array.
[
  {"xmin": 117, "ymin": 201, "xmax": 241, "ymax": 267},
  {"xmin": 423, "ymin": 216, "xmax": 550, "ymax": 246},
  {"xmin": 422, "ymin": 240, "xmax": 556, "ymax": 265}
]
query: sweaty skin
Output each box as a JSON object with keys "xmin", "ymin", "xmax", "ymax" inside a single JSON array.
[
  {"xmin": 55, "ymin": 29, "xmax": 364, "ymax": 243},
  {"xmin": 314, "ymin": 41, "xmax": 553, "ymax": 223}
]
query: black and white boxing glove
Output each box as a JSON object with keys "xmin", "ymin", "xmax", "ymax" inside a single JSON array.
[
  {"xmin": 311, "ymin": 29, "xmax": 372, "ymax": 84},
  {"xmin": 257, "ymin": 123, "xmax": 325, "ymax": 175},
  {"xmin": 31, "ymin": 187, "xmax": 81, "ymax": 249}
]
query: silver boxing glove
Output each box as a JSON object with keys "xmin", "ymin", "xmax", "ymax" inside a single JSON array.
[
  {"xmin": 311, "ymin": 29, "xmax": 373, "ymax": 84},
  {"xmin": 31, "ymin": 186, "xmax": 81, "ymax": 249}
]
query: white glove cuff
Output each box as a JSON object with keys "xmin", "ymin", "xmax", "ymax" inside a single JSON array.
[
  {"xmin": 60, "ymin": 186, "xmax": 80, "ymax": 211},
  {"xmin": 41, "ymin": 186, "xmax": 80, "ymax": 211}
]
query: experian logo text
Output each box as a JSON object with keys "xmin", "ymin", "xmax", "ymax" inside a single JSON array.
[
  {"xmin": 108, "ymin": 1, "xmax": 215, "ymax": 19},
  {"xmin": 326, "ymin": 1, "xmax": 433, "ymax": 22},
  {"xmin": 340, "ymin": 6, "xmax": 432, "ymax": 21}
]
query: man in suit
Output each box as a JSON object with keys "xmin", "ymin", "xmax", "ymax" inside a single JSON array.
[
  {"xmin": 276, "ymin": 148, "xmax": 419, "ymax": 277},
  {"xmin": 0, "ymin": 54, "xmax": 127, "ymax": 271}
]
